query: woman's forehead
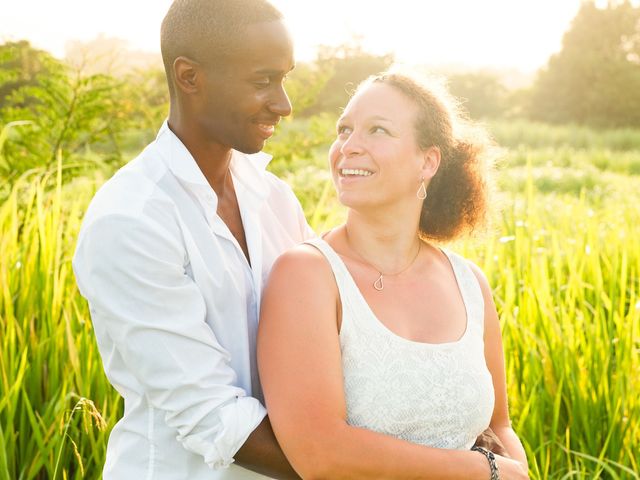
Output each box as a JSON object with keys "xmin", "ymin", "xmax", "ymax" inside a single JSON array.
[{"xmin": 342, "ymin": 83, "xmax": 416, "ymax": 122}]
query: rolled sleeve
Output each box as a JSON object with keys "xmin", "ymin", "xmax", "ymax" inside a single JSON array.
[{"xmin": 73, "ymin": 213, "xmax": 266, "ymax": 468}]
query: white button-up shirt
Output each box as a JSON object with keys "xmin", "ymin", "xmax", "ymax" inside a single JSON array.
[{"xmin": 73, "ymin": 122, "xmax": 314, "ymax": 479}]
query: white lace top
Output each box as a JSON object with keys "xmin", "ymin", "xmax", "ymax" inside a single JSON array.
[{"xmin": 307, "ymin": 238, "xmax": 495, "ymax": 450}]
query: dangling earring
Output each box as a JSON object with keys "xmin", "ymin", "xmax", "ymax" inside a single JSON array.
[{"xmin": 417, "ymin": 178, "xmax": 427, "ymax": 200}]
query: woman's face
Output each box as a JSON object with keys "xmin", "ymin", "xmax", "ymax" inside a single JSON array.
[{"xmin": 329, "ymin": 82, "xmax": 435, "ymax": 211}]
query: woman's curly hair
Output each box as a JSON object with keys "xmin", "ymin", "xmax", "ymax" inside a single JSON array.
[{"xmin": 362, "ymin": 70, "xmax": 497, "ymax": 242}]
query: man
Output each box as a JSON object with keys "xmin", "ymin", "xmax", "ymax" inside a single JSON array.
[{"xmin": 73, "ymin": 1, "xmax": 312, "ymax": 478}]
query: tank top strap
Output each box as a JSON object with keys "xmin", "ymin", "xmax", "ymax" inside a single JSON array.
[
  {"xmin": 303, "ymin": 237, "xmax": 360, "ymax": 316},
  {"xmin": 441, "ymin": 248, "xmax": 485, "ymax": 332}
]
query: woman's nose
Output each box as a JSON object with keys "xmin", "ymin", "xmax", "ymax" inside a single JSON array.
[{"xmin": 340, "ymin": 130, "xmax": 363, "ymax": 156}]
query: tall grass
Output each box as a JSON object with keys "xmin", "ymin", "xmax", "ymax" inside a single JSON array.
[
  {"xmin": 458, "ymin": 186, "xmax": 640, "ymax": 479},
  {"xmin": 0, "ymin": 142, "xmax": 639, "ymax": 478},
  {"xmin": 0, "ymin": 161, "xmax": 120, "ymax": 479},
  {"xmin": 488, "ymin": 119, "xmax": 640, "ymax": 151}
]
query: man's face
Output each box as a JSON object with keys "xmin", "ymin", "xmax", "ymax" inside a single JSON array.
[{"xmin": 198, "ymin": 20, "xmax": 294, "ymax": 154}]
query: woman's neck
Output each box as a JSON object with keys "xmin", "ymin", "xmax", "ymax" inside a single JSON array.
[{"xmin": 342, "ymin": 209, "xmax": 423, "ymax": 274}]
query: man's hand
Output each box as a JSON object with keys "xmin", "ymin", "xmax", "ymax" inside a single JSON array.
[
  {"xmin": 473, "ymin": 427, "xmax": 510, "ymax": 457},
  {"xmin": 493, "ymin": 454, "xmax": 530, "ymax": 480}
]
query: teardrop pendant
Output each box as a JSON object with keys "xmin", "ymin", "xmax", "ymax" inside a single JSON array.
[{"xmin": 373, "ymin": 274, "xmax": 384, "ymax": 291}]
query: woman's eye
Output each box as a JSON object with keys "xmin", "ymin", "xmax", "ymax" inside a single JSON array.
[
  {"xmin": 371, "ymin": 125, "xmax": 388, "ymax": 134},
  {"xmin": 337, "ymin": 125, "xmax": 352, "ymax": 135}
]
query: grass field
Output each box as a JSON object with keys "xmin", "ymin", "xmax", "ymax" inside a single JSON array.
[{"xmin": 1, "ymin": 120, "xmax": 639, "ymax": 479}]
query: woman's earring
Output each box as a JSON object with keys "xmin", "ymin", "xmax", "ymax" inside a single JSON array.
[{"xmin": 417, "ymin": 179, "xmax": 427, "ymax": 200}]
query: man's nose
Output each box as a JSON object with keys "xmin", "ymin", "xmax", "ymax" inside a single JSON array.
[{"xmin": 269, "ymin": 84, "xmax": 292, "ymax": 117}]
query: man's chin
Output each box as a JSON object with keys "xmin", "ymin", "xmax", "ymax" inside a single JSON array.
[{"xmin": 234, "ymin": 140, "xmax": 265, "ymax": 155}]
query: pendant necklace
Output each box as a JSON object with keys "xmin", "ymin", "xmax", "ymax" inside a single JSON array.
[{"xmin": 344, "ymin": 229, "xmax": 422, "ymax": 291}]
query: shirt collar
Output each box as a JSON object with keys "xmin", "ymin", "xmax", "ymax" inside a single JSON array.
[{"xmin": 154, "ymin": 120, "xmax": 273, "ymax": 206}]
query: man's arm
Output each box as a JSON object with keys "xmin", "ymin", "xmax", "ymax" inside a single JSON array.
[
  {"xmin": 235, "ymin": 417, "xmax": 300, "ymax": 479},
  {"xmin": 73, "ymin": 212, "xmax": 276, "ymax": 471}
]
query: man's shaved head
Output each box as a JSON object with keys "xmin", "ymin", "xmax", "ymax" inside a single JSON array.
[{"xmin": 160, "ymin": 0, "xmax": 283, "ymax": 99}]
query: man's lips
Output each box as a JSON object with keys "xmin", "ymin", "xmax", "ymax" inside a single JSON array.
[
  {"xmin": 254, "ymin": 119, "xmax": 279, "ymax": 139},
  {"xmin": 256, "ymin": 123, "xmax": 275, "ymax": 138}
]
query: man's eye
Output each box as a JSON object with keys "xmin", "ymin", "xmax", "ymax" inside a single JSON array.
[{"xmin": 253, "ymin": 79, "xmax": 271, "ymax": 88}]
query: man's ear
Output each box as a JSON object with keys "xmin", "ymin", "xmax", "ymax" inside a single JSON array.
[
  {"xmin": 173, "ymin": 56, "xmax": 202, "ymax": 95},
  {"xmin": 421, "ymin": 146, "xmax": 441, "ymax": 181}
]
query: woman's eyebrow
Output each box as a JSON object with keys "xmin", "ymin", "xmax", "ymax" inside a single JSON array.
[{"xmin": 368, "ymin": 115, "xmax": 393, "ymax": 123}]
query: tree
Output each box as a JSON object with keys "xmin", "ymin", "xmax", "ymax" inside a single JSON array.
[
  {"xmin": 0, "ymin": 41, "xmax": 58, "ymax": 109},
  {"xmin": 447, "ymin": 72, "xmax": 508, "ymax": 119},
  {"xmin": 65, "ymin": 35, "xmax": 162, "ymax": 77},
  {"xmin": 283, "ymin": 61, "xmax": 332, "ymax": 117},
  {"xmin": 528, "ymin": 1, "xmax": 640, "ymax": 127},
  {"xmin": 0, "ymin": 41, "xmax": 133, "ymax": 181},
  {"xmin": 296, "ymin": 40, "xmax": 394, "ymax": 117}
]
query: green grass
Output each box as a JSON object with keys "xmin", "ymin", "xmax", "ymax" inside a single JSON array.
[
  {"xmin": 488, "ymin": 119, "xmax": 640, "ymax": 151},
  {"xmin": 0, "ymin": 162, "xmax": 121, "ymax": 479},
  {"xmin": 1, "ymin": 121, "xmax": 639, "ymax": 479},
  {"xmin": 457, "ymin": 189, "xmax": 640, "ymax": 479}
]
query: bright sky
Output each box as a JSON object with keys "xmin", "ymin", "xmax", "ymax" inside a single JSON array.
[{"xmin": 0, "ymin": 0, "xmax": 601, "ymax": 72}]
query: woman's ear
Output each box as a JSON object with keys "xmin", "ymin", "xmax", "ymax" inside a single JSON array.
[
  {"xmin": 421, "ymin": 146, "xmax": 441, "ymax": 181},
  {"xmin": 173, "ymin": 56, "xmax": 202, "ymax": 95}
]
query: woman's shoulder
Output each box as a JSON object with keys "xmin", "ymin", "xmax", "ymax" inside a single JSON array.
[
  {"xmin": 268, "ymin": 241, "xmax": 337, "ymax": 293},
  {"xmin": 273, "ymin": 241, "xmax": 330, "ymax": 269},
  {"xmin": 262, "ymin": 241, "xmax": 340, "ymax": 332},
  {"xmin": 462, "ymin": 257, "xmax": 491, "ymax": 295},
  {"xmin": 440, "ymin": 248, "xmax": 492, "ymax": 299}
]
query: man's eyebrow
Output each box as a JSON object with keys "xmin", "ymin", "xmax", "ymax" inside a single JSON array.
[{"xmin": 253, "ymin": 64, "xmax": 296, "ymax": 75}]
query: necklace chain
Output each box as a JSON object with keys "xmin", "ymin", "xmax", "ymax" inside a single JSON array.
[{"xmin": 344, "ymin": 228, "xmax": 422, "ymax": 291}]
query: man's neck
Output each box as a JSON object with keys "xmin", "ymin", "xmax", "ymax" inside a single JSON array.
[{"xmin": 167, "ymin": 116, "xmax": 233, "ymax": 197}]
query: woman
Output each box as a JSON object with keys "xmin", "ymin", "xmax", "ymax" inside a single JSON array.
[{"xmin": 258, "ymin": 71, "xmax": 529, "ymax": 479}]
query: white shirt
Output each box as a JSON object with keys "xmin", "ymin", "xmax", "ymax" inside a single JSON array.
[{"xmin": 73, "ymin": 122, "xmax": 314, "ymax": 479}]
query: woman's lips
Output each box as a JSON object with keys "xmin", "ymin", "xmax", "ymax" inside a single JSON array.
[{"xmin": 337, "ymin": 168, "xmax": 376, "ymax": 186}]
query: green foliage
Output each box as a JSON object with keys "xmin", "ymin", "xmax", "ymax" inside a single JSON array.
[
  {"xmin": 0, "ymin": 164, "xmax": 122, "ymax": 480},
  {"xmin": 488, "ymin": 118, "xmax": 640, "ymax": 151},
  {"xmin": 284, "ymin": 62, "xmax": 332, "ymax": 117},
  {"xmin": 266, "ymin": 113, "xmax": 336, "ymax": 170},
  {"xmin": 2, "ymin": 142, "xmax": 640, "ymax": 477},
  {"xmin": 0, "ymin": 49, "xmax": 128, "ymax": 182},
  {"xmin": 2, "ymin": 31, "xmax": 640, "ymax": 480},
  {"xmin": 116, "ymin": 68, "xmax": 169, "ymax": 150},
  {"xmin": 0, "ymin": 41, "xmax": 169, "ymax": 190},
  {"xmin": 528, "ymin": 1, "xmax": 640, "ymax": 127},
  {"xmin": 456, "ymin": 184, "xmax": 640, "ymax": 479},
  {"xmin": 0, "ymin": 41, "xmax": 56, "ymax": 110},
  {"xmin": 297, "ymin": 41, "xmax": 394, "ymax": 117},
  {"xmin": 447, "ymin": 72, "xmax": 508, "ymax": 119}
]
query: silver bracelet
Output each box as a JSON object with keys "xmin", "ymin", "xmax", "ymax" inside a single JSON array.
[{"xmin": 471, "ymin": 446, "xmax": 500, "ymax": 480}]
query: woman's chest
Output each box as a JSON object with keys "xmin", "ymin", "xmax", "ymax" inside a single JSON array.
[{"xmin": 340, "ymin": 332, "xmax": 495, "ymax": 449}]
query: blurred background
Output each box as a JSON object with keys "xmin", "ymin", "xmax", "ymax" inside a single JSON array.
[{"xmin": 1, "ymin": 1, "xmax": 639, "ymax": 479}]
